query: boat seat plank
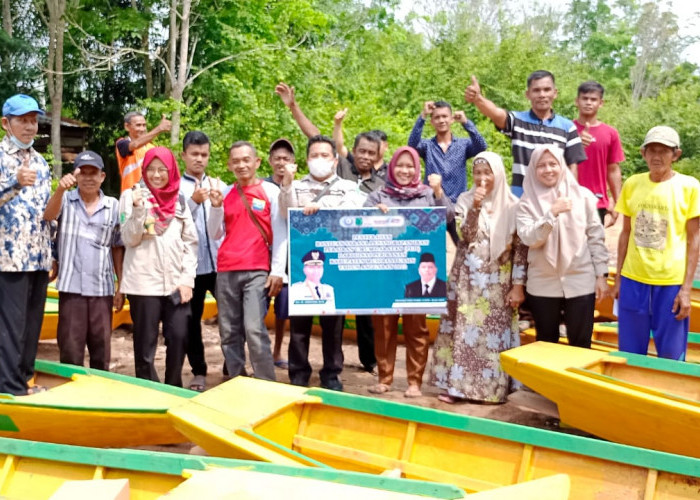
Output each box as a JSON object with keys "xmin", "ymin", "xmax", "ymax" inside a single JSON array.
[{"xmin": 292, "ymin": 434, "xmax": 502, "ymax": 493}]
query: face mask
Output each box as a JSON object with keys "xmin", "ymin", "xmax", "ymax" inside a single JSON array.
[
  {"xmin": 308, "ymin": 158, "xmax": 334, "ymax": 179},
  {"xmin": 4, "ymin": 122, "xmax": 34, "ymax": 150}
]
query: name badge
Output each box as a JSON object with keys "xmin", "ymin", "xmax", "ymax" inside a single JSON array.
[{"xmin": 252, "ymin": 198, "xmax": 266, "ymax": 211}]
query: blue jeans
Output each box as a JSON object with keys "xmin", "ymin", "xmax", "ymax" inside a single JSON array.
[{"xmin": 217, "ymin": 271, "xmax": 275, "ymax": 381}]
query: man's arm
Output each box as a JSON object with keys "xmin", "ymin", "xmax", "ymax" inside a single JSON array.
[
  {"xmin": 606, "ymin": 162, "xmax": 622, "ymax": 220},
  {"xmin": 275, "ymin": 82, "xmax": 320, "ymax": 138},
  {"xmin": 458, "ymin": 114, "xmax": 488, "ymax": 156},
  {"xmin": 614, "ymin": 215, "xmax": 631, "ymax": 299},
  {"xmin": 464, "ymin": 75, "xmax": 508, "ymax": 130},
  {"xmin": 568, "ymin": 163, "xmax": 578, "ymax": 179},
  {"xmin": 673, "ymin": 216, "xmax": 700, "ymax": 320},
  {"xmin": 44, "ymin": 172, "xmax": 77, "ymax": 221},
  {"xmin": 127, "ymin": 115, "xmax": 171, "ymax": 152},
  {"xmin": 333, "ymin": 108, "xmax": 349, "ymax": 158}
]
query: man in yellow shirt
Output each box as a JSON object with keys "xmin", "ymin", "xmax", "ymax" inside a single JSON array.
[
  {"xmin": 115, "ymin": 112, "xmax": 171, "ymax": 192},
  {"xmin": 614, "ymin": 126, "xmax": 700, "ymax": 360}
]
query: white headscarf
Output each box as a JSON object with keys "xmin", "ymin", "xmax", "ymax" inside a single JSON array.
[{"xmin": 519, "ymin": 145, "xmax": 588, "ymax": 272}]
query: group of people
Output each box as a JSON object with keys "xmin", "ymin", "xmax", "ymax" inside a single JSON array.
[{"xmin": 0, "ymin": 68, "xmax": 696, "ymax": 406}]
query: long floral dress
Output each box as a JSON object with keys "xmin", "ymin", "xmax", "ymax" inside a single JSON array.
[{"xmin": 430, "ymin": 203, "xmax": 528, "ymax": 403}]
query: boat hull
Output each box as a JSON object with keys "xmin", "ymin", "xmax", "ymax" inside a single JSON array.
[
  {"xmin": 501, "ymin": 342, "xmax": 700, "ymax": 459},
  {"xmin": 168, "ymin": 377, "xmax": 700, "ymax": 499}
]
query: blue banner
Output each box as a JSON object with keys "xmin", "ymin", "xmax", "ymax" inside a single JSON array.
[{"xmin": 288, "ymin": 207, "xmax": 447, "ymax": 315}]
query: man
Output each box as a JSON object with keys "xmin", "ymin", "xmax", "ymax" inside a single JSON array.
[
  {"xmin": 465, "ymin": 70, "xmax": 586, "ymax": 196},
  {"xmin": 408, "ymin": 100, "xmax": 487, "ymax": 203},
  {"xmin": 404, "ymin": 253, "xmax": 447, "ymax": 298},
  {"xmin": 43, "ymin": 151, "xmax": 123, "ymax": 371},
  {"xmin": 115, "ymin": 111, "xmax": 171, "ymax": 192},
  {"xmin": 574, "ymin": 81, "xmax": 625, "ymax": 225},
  {"xmin": 264, "ymin": 137, "xmax": 296, "ymax": 369},
  {"xmin": 289, "ymin": 249, "xmax": 336, "ymax": 312},
  {"xmin": 614, "ymin": 126, "xmax": 699, "ymax": 361},
  {"xmin": 279, "ymin": 135, "xmax": 363, "ymax": 390},
  {"xmin": 179, "ymin": 131, "xmax": 221, "ymax": 391},
  {"xmin": 332, "ymin": 107, "xmax": 389, "ymax": 181},
  {"xmin": 0, "ymin": 94, "xmax": 52, "ymax": 395},
  {"xmin": 208, "ymin": 141, "xmax": 286, "ymax": 381}
]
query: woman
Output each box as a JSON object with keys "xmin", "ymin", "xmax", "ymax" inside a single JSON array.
[
  {"xmin": 430, "ymin": 152, "xmax": 527, "ymax": 404},
  {"xmin": 364, "ymin": 146, "xmax": 454, "ymax": 398},
  {"xmin": 119, "ymin": 146, "xmax": 198, "ymax": 387},
  {"xmin": 517, "ymin": 145, "xmax": 608, "ymax": 348}
]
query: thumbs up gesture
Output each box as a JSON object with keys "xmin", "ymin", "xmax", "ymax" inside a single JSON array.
[
  {"xmin": 473, "ymin": 178, "xmax": 487, "ymax": 208},
  {"xmin": 132, "ymin": 184, "xmax": 144, "ymax": 207},
  {"xmin": 158, "ymin": 114, "xmax": 172, "ymax": 133},
  {"xmin": 16, "ymin": 154, "xmax": 36, "ymax": 187},
  {"xmin": 464, "ymin": 75, "xmax": 481, "ymax": 103},
  {"xmin": 580, "ymin": 122, "xmax": 596, "ymax": 147}
]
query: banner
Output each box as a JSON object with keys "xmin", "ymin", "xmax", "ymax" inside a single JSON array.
[{"xmin": 288, "ymin": 207, "xmax": 447, "ymax": 316}]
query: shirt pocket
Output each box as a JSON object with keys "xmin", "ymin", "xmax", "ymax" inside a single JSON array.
[{"xmin": 87, "ymin": 221, "xmax": 114, "ymax": 248}]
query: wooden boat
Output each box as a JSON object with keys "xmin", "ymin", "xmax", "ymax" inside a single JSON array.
[
  {"xmin": 168, "ymin": 377, "xmax": 700, "ymax": 498},
  {"xmin": 0, "ymin": 360, "xmax": 195, "ymax": 447},
  {"xmin": 501, "ymin": 341, "xmax": 700, "ymax": 459},
  {"xmin": 41, "ymin": 288, "xmax": 217, "ymax": 340},
  {"xmin": 520, "ymin": 323, "xmax": 700, "ymax": 363},
  {"xmin": 0, "ymin": 437, "xmax": 465, "ymax": 500}
]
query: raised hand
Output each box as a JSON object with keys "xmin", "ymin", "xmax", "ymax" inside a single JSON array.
[
  {"xmin": 428, "ymin": 173, "xmax": 443, "ymax": 198},
  {"xmin": 132, "ymin": 184, "xmax": 144, "ymax": 207},
  {"xmin": 473, "ymin": 178, "xmax": 487, "ymax": 208},
  {"xmin": 209, "ymin": 180, "xmax": 224, "ymax": 208},
  {"xmin": 464, "ymin": 75, "xmax": 481, "ymax": 103},
  {"xmin": 191, "ymin": 179, "xmax": 210, "ymax": 204},
  {"xmin": 550, "ymin": 197, "xmax": 573, "ymax": 216},
  {"xmin": 57, "ymin": 169, "xmax": 79, "ymax": 192},
  {"xmin": 282, "ymin": 162, "xmax": 297, "ymax": 187},
  {"xmin": 453, "ymin": 110, "xmax": 467, "ymax": 124},
  {"xmin": 422, "ymin": 101, "xmax": 435, "ymax": 119},
  {"xmin": 158, "ymin": 114, "xmax": 172, "ymax": 132},
  {"xmin": 334, "ymin": 108, "xmax": 348, "ymax": 124},
  {"xmin": 580, "ymin": 122, "xmax": 596, "ymax": 147},
  {"xmin": 275, "ymin": 82, "xmax": 296, "ymax": 108}
]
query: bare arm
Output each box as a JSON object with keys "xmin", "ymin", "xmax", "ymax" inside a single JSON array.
[
  {"xmin": 128, "ymin": 115, "xmax": 171, "ymax": 151},
  {"xmin": 607, "ymin": 162, "xmax": 622, "ymax": 206},
  {"xmin": 568, "ymin": 163, "xmax": 578, "ymax": 179},
  {"xmin": 275, "ymin": 82, "xmax": 320, "ymax": 138},
  {"xmin": 613, "ymin": 215, "xmax": 631, "ymax": 299},
  {"xmin": 44, "ymin": 172, "xmax": 77, "ymax": 220},
  {"xmin": 333, "ymin": 108, "xmax": 349, "ymax": 158},
  {"xmin": 464, "ymin": 75, "xmax": 507, "ymax": 130}
]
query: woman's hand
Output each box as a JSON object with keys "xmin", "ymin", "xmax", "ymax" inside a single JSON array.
[
  {"xmin": 377, "ymin": 203, "xmax": 389, "ymax": 214},
  {"xmin": 428, "ymin": 173, "xmax": 443, "ymax": 198},
  {"xmin": 473, "ymin": 179, "xmax": 487, "ymax": 209},
  {"xmin": 550, "ymin": 197, "xmax": 572, "ymax": 216},
  {"xmin": 132, "ymin": 185, "xmax": 143, "ymax": 207},
  {"xmin": 506, "ymin": 284, "xmax": 525, "ymax": 309},
  {"xmin": 178, "ymin": 285, "xmax": 193, "ymax": 304},
  {"xmin": 595, "ymin": 275, "xmax": 609, "ymax": 302}
]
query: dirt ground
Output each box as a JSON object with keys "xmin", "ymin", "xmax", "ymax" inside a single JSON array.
[{"xmin": 35, "ymin": 216, "xmax": 698, "ymax": 445}]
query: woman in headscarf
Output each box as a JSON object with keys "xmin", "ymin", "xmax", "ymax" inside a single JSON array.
[
  {"xmin": 516, "ymin": 145, "xmax": 608, "ymax": 349},
  {"xmin": 119, "ymin": 146, "xmax": 198, "ymax": 387},
  {"xmin": 364, "ymin": 146, "xmax": 454, "ymax": 398},
  {"xmin": 430, "ymin": 152, "xmax": 527, "ymax": 404}
]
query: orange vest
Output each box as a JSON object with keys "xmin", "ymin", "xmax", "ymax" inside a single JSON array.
[{"xmin": 116, "ymin": 139, "xmax": 154, "ymax": 192}]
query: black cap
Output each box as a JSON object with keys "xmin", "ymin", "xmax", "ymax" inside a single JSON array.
[
  {"xmin": 269, "ymin": 138, "xmax": 295, "ymax": 156},
  {"xmin": 74, "ymin": 150, "xmax": 105, "ymax": 170},
  {"xmin": 419, "ymin": 253, "xmax": 436, "ymax": 264},
  {"xmin": 302, "ymin": 248, "xmax": 325, "ymax": 264}
]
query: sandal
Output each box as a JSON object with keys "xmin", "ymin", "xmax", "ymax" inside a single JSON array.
[
  {"xmin": 437, "ymin": 393, "xmax": 458, "ymax": 404},
  {"xmin": 188, "ymin": 375, "xmax": 206, "ymax": 392},
  {"xmin": 274, "ymin": 359, "xmax": 289, "ymax": 369},
  {"xmin": 368, "ymin": 383, "xmax": 391, "ymax": 394},
  {"xmin": 27, "ymin": 385, "xmax": 48, "ymax": 395},
  {"xmin": 404, "ymin": 385, "xmax": 422, "ymax": 398}
]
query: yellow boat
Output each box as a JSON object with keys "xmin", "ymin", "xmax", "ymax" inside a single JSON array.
[
  {"xmin": 0, "ymin": 360, "xmax": 195, "ymax": 447},
  {"xmin": 519, "ymin": 323, "xmax": 700, "ymax": 363},
  {"xmin": 501, "ymin": 341, "xmax": 700, "ymax": 459},
  {"xmin": 0, "ymin": 437, "xmax": 466, "ymax": 500},
  {"xmin": 168, "ymin": 377, "xmax": 700, "ymax": 498},
  {"xmin": 41, "ymin": 289, "xmax": 218, "ymax": 340}
]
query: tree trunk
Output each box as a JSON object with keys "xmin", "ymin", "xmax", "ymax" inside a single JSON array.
[
  {"xmin": 2, "ymin": 0, "xmax": 12, "ymax": 36},
  {"xmin": 169, "ymin": 0, "xmax": 190, "ymax": 144},
  {"xmin": 46, "ymin": 0, "xmax": 65, "ymax": 177}
]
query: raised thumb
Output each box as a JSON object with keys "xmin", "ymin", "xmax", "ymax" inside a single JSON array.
[
  {"xmin": 584, "ymin": 121, "xmax": 591, "ymax": 132},
  {"xmin": 471, "ymin": 75, "xmax": 478, "ymax": 86}
]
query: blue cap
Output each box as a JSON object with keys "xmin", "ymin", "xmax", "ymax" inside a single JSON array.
[{"xmin": 2, "ymin": 94, "xmax": 45, "ymax": 117}]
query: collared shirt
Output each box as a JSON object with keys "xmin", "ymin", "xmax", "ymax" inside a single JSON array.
[
  {"xmin": 336, "ymin": 157, "xmax": 385, "ymax": 195},
  {"xmin": 55, "ymin": 189, "xmax": 121, "ymax": 296},
  {"xmin": 347, "ymin": 152, "xmax": 388, "ymax": 180},
  {"xmin": 0, "ymin": 136, "xmax": 52, "ymax": 272},
  {"xmin": 422, "ymin": 277, "xmax": 436, "ymax": 295},
  {"xmin": 279, "ymin": 173, "xmax": 365, "ymax": 215},
  {"xmin": 502, "ymin": 109, "xmax": 586, "ymax": 189},
  {"xmin": 179, "ymin": 173, "xmax": 222, "ymax": 275},
  {"xmin": 408, "ymin": 116, "xmax": 488, "ymax": 202}
]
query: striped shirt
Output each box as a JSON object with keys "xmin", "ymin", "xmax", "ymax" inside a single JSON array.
[
  {"xmin": 55, "ymin": 189, "xmax": 121, "ymax": 296},
  {"xmin": 501, "ymin": 110, "xmax": 586, "ymax": 189},
  {"xmin": 408, "ymin": 116, "xmax": 487, "ymax": 202}
]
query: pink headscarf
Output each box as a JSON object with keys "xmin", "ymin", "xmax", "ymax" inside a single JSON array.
[
  {"xmin": 382, "ymin": 146, "xmax": 431, "ymax": 200},
  {"xmin": 141, "ymin": 146, "xmax": 181, "ymax": 235},
  {"xmin": 519, "ymin": 145, "xmax": 588, "ymax": 272}
]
